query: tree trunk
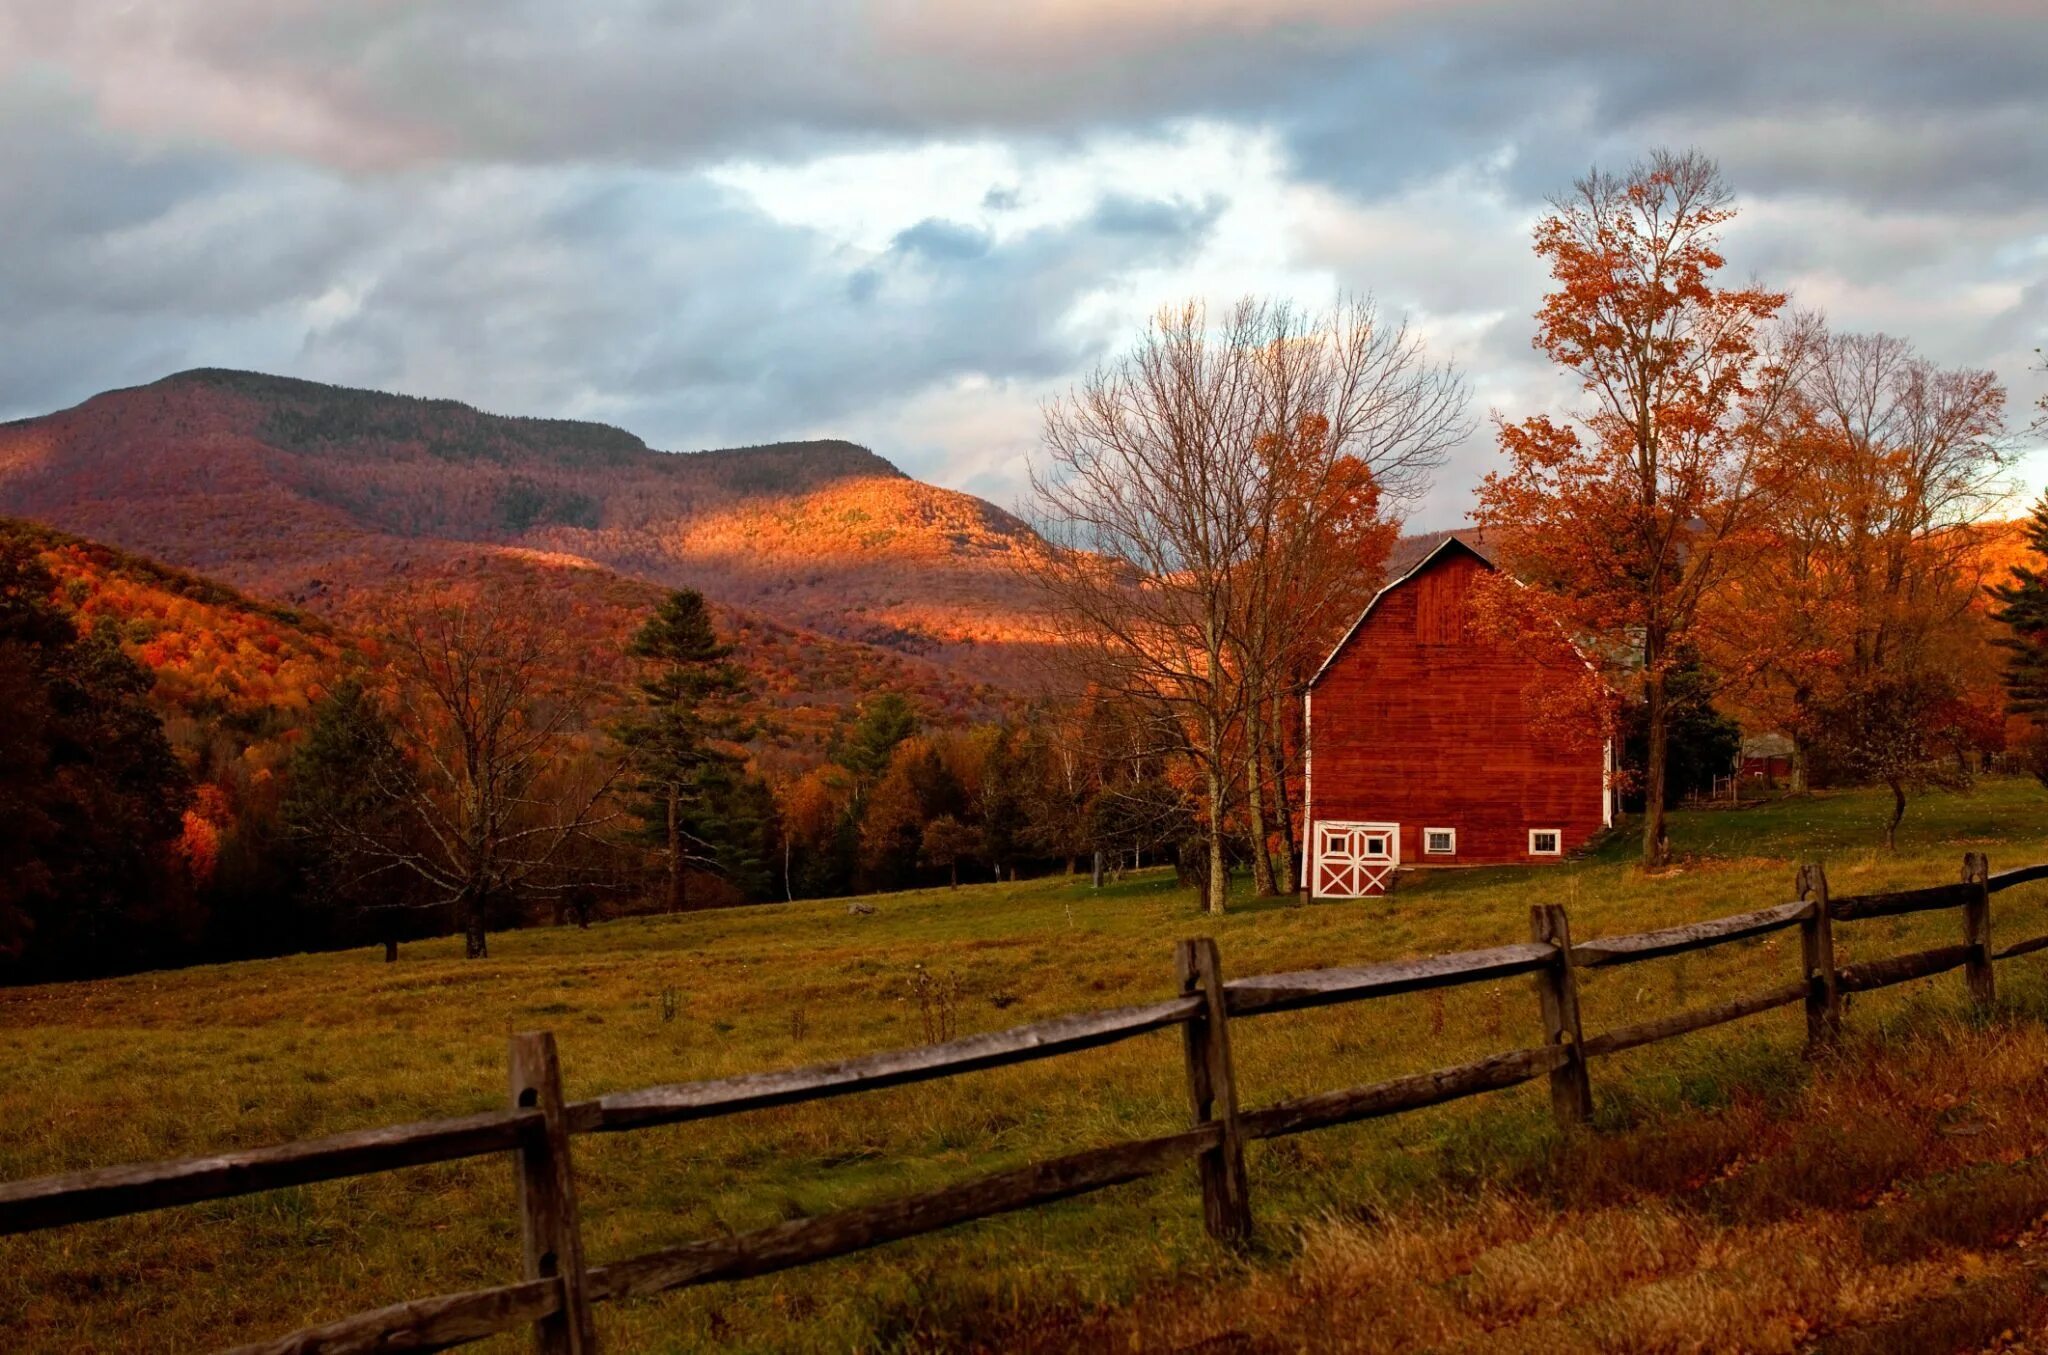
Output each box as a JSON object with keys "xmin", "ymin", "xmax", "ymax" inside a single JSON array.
[
  {"xmin": 1204, "ymin": 761, "xmax": 1228, "ymax": 915},
  {"xmin": 1268, "ymin": 695, "xmax": 1298, "ymax": 896},
  {"xmin": 666, "ymin": 783, "xmax": 683, "ymax": 913},
  {"xmin": 949, "ymin": 863, "xmax": 958, "ymax": 889},
  {"xmin": 1642, "ymin": 657, "xmax": 1670, "ymax": 870},
  {"xmin": 383, "ymin": 939, "xmax": 398, "ymax": 963},
  {"xmin": 463, "ymin": 889, "xmax": 489, "ymax": 959},
  {"xmin": 1245, "ymin": 750, "xmax": 1276, "ymax": 896},
  {"xmin": 1885, "ymin": 778, "xmax": 1906, "ymax": 851},
  {"xmin": 1261, "ymin": 732, "xmax": 1294, "ymax": 900}
]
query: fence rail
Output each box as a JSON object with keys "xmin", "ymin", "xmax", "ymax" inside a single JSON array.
[{"xmin": 3, "ymin": 850, "xmax": 2042, "ymax": 1353}]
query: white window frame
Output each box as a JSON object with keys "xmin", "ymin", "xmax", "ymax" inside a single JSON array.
[
  {"xmin": 1528, "ymin": 828, "xmax": 1562, "ymax": 856},
  {"xmin": 1422, "ymin": 827, "xmax": 1456, "ymax": 856}
]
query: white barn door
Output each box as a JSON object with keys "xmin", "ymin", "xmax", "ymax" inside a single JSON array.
[{"xmin": 1313, "ymin": 821, "xmax": 1399, "ymax": 897}]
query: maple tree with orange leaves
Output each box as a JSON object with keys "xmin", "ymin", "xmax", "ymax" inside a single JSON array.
[
  {"xmin": 1476, "ymin": 149, "xmax": 1808, "ymax": 868},
  {"xmin": 1700, "ymin": 329, "xmax": 2009, "ymax": 844}
]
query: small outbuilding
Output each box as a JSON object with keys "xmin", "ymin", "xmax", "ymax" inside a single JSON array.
[{"xmin": 1303, "ymin": 532, "xmax": 1614, "ymax": 896}]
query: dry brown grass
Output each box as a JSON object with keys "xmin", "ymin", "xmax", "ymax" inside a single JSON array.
[{"xmin": 995, "ymin": 1014, "xmax": 2048, "ymax": 1354}]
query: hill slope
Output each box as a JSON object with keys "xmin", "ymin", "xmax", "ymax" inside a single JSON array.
[
  {"xmin": 1, "ymin": 516, "xmax": 354, "ymax": 774},
  {"xmin": 0, "ymin": 369, "xmax": 1054, "ymax": 685},
  {"xmin": 0, "ymin": 516, "xmax": 994, "ymax": 778}
]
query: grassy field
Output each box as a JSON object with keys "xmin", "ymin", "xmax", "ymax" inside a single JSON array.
[{"xmin": 5, "ymin": 779, "xmax": 2048, "ymax": 1352}]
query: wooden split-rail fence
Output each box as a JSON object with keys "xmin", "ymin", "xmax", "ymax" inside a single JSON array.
[{"xmin": 5, "ymin": 853, "xmax": 2048, "ymax": 1353}]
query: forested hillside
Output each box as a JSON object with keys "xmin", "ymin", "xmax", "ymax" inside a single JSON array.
[
  {"xmin": 0, "ymin": 516, "xmax": 1028, "ymax": 979},
  {"xmin": 0, "ymin": 368, "xmax": 1053, "ymax": 684}
]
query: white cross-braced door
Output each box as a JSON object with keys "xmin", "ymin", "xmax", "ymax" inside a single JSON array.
[{"xmin": 1313, "ymin": 821, "xmax": 1399, "ymax": 897}]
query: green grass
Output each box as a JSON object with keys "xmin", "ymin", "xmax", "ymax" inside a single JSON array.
[{"xmin": 3, "ymin": 780, "xmax": 2048, "ymax": 1352}]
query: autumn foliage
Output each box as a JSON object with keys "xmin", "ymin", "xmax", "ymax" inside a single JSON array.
[{"xmin": 1477, "ymin": 150, "xmax": 1803, "ymax": 866}]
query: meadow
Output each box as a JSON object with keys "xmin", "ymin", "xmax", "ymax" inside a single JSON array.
[{"xmin": 6, "ymin": 779, "xmax": 2048, "ymax": 1353}]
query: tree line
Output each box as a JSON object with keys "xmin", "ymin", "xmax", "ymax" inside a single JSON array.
[{"xmin": 0, "ymin": 543, "xmax": 1223, "ymax": 978}]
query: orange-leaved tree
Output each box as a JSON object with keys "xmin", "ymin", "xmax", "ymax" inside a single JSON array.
[
  {"xmin": 1237, "ymin": 414, "xmax": 1406, "ymax": 894},
  {"xmin": 1475, "ymin": 149, "xmax": 1806, "ymax": 868},
  {"xmin": 1704, "ymin": 329, "xmax": 2007, "ymax": 844}
]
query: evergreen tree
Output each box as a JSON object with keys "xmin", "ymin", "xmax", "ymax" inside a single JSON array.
[
  {"xmin": 1620, "ymin": 650, "xmax": 1742, "ymax": 810},
  {"xmin": 0, "ymin": 537, "xmax": 190, "ymax": 977},
  {"xmin": 688, "ymin": 763, "xmax": 780, "ymax": 903},
  {"xmin": 832, "ymin": 692, "xmax": 919, "ymax": 792},
  {"xmin": 616, "ymin": 589, "xmax": 751, "ymax": 910},
  {"xmin": 280, "ymin": 677, "xmax": 420, "ymax": 957},
  {"xmin": 1989, "ymin": 496, "xmax": 2048, "ymax": 783}
]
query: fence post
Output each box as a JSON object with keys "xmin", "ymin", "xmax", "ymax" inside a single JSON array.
[
  {"xmin": 1795, "ymin": 862, "xmax": 1840, "ymax": 1052},
  {"xmin": 1175, "ymin": 937, "xmax": 1252, "ymax": 1245},
  {"xmin": 508, "ymin": 1031, "xmax": 598, "ymax": 1355},
  {"xmin": 1963, "ymin": 852, "xmax": 1994, "ymax": 1007},
  {"xmin": 1529, "ymin": 905, "xmax": 1591, "ymax": 1126}
]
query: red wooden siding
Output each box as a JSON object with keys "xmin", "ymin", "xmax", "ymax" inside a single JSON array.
[{"xmin": 1307, "ymin": 542, "xmax": 1608, "ymax": 873}]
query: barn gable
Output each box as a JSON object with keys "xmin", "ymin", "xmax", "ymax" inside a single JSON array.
[
  {"xmin": 1303, "ymin": 532, "xmax": 1611, "ymax": 892},
  {"xmin": 1309, "ymin": 532, "xmax": 1496, "ymax": 690}
]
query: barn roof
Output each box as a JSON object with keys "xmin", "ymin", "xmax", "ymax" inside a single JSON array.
[
  {"xmin": 1308, "ymin": 530, "xmax": 1495, "ymax": 688},
  {"xmin": 1384, "ymin": 528, "xmax": 1496, "ymax": 577}
]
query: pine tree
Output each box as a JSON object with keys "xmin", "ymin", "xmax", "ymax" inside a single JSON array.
[
  {"xmin": 832, "ymin": 692, "xmax": 919, "ymax": 792},
  {"xmin": 281, "ymin": 677, "xmax": 418, "ymax": 958},
  {"xmin": 1989, "ymin": 497, "xmax": 2048, "ymax": 783},
  {"xmin": 616, "ymin": 589, "xmax": 751, "ymax": 910},
  {"xmin": 687, "ymin": 763, "xmax": 780, "ymax": 903}
]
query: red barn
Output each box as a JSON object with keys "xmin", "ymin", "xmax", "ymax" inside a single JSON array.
[{"xmin": 1303, "ymin": 533, "xmax": 1614, "ymax": 896}]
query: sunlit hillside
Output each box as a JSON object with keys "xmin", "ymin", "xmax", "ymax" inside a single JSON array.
[
  {"xmin": 1, "ymin": 517, "xmax": 999, "ymax": 777},
  {"xmin": 3, "ymin": 516, "xmax": 355, "ymax": 787},
  {"xmin": 0, "ymin": 368, "xmax": 1057, "ymax": 687}
]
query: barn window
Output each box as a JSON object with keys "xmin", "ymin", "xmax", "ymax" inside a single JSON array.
[
  {"xmin": 1424, "ymin": 828, "xmax": 1456, "ymax": 855},
  {"xmin": 1363, "ymin": 832, "xmax": 1391, "ymax": 858},
  {"xmin": 1528, "ymin": 829, "xmax": 1562, "ymax": 856}
]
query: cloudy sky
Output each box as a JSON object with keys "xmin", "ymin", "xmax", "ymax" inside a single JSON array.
[{"xmin": 1, "ymin": 1, "xmax": 2043, "ymax": 528}]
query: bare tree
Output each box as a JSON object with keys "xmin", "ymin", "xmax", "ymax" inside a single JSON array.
[
  {"xmin": 1028, "ymin": 298, "xmax": 1465, "ymax": 911},
  {"xmin": 1229, "ymin": 310, "xmax": 1468, "ymax": 892},
  {"xmin": 309, "ymin": 591, "xmax": 621, "ymax": 957}
]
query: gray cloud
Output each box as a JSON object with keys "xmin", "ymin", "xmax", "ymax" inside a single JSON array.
[
  {"xmin": 13, "ymin": 0, "xmax": 2047, "ymax": 210},
  {"xmin": 0, "ymin": 67, "xmax": 1225, "ymax": 460},
  {"xmin": 0, "ymin": 0, "xmax": 2041, "ymax": 524}
]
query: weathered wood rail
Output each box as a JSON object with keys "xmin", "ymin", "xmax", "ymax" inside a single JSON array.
[{"xmin": 2, "ymin": 851, "xmax": 2042, "ymax": 1353}]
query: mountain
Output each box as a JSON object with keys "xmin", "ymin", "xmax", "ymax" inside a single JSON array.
[{"xmin": 0, "ymin": 369, "xmax": 1054, "ymax": 687}]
